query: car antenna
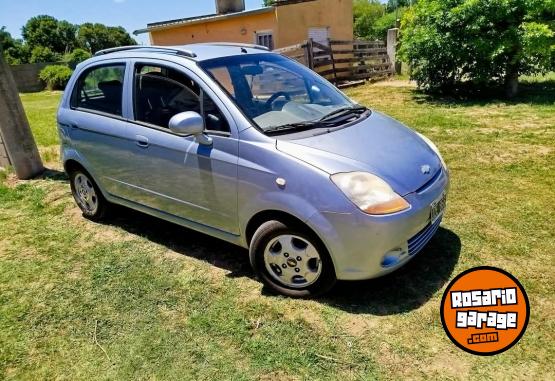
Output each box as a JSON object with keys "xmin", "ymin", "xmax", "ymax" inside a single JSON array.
[{"xmin": 241, "ymin": 47, "xmax": 248, "ymax": 54}]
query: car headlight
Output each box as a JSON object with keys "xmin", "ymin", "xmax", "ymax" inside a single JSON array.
[
  {"xmin": 417, "ymin": 132, "xmax": 447, "ymax": 170},
  {"xmin": 331, "ymin": 172, "xmax": 410, "ymax": 215}
]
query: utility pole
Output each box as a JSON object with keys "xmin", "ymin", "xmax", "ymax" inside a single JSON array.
[{"xmin": 0, "ymin": 46, "xmax": 44, "ymax": 179}]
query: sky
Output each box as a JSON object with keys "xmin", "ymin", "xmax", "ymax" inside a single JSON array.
[{"xmin": 0, "ymin": 0, "xmax": 264, "ymax": 45}]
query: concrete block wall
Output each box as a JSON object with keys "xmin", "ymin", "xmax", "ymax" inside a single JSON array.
[{"xmin": 8, "ymin": 62, "xmax": 59, "ymax": 93}]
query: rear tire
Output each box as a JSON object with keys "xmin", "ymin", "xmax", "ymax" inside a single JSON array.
[
  {"xmin": 249, "ymin": 220, "xmax": 336, "ymax": 298},
  {"xmin": 69, "ymin": 169, "xmax": 109, "ymax": 222}
]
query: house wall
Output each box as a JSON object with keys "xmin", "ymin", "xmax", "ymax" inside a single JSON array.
[
  {"xmin": 148, "ymin": 0, "xmax": 353, "ymax": 49},
  {"xmin": 149, "ymin": 11, "xmax": 277, "ymax": 46},
  {"xmin": 275, "ymin": 0, "xmax": 353, "ymax": 48}
]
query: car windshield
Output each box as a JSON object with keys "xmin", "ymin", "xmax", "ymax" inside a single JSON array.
[{"xmin": 199, "ymin": 54, "xmax": 361, "ymax": 133}]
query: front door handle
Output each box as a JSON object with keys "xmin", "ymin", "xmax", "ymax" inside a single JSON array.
[{"xmin": 135, "ymin": 135, "xmax": 149, "ymax": 148}]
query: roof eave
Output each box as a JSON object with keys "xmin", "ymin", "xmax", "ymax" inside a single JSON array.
[{"xmin": 134, "ymin": 7, "xmax": 275, "ymax": 35}]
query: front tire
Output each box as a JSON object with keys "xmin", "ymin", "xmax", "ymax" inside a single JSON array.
[
  {"xmin": 249, "ymin": 220, "xmax": 336, "ymax": 298},
  {"xmin": 69, "ymin": 169, "xmax": 108, "ymax": 221}
]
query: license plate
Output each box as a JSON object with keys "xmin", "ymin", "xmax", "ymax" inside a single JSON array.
[{"xmin": 430, "ymin": 192, "xmax": 447, "ymax": 223}]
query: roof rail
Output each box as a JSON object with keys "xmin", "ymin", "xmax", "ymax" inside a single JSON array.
[
  {"xmin": 94, "ymin": 45, "xmax": 198, "ymax": 58},
  {"xmin": 202, "ymin": 42, "xmax": 270, "ymax": 51}
]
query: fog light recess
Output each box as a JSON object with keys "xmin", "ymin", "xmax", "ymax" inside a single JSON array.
[{"xmin": 381, "ymin": 248, "xmax": 407, "ymax": 268}]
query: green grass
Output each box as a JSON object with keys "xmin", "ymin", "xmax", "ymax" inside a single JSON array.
[
  {"xmin": 18, "ymin": 91, "xmax": 62, "ymax": 148},
  {"xmin": 0, "ymin": 79, "xmax": 554, "ymax": 380}
]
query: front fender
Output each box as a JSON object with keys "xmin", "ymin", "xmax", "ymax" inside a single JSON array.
[{"xmin": 236, "ymin": 137, "xmax": 353, "ymax": 249}]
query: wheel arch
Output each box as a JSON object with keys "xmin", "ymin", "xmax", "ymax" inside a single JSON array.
[
  {"xmin": 244, "ymin": 210, "xmax": 335, "ymax": 266},
  {"xmin": 245, "ymin": 210, "xmax": 305, "ymax": 246},
  {"xmin": 64, "ymin": 158, "xmax": 86, "ymax": 175},
  {"xmin": 63, "ymin": 158, "xmax": 110, "ymax": 200}
]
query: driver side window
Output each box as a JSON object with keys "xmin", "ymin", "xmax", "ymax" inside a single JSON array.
[{"xmin": 133, "ymin": 64, "xmax": 230, "ymax": 133}]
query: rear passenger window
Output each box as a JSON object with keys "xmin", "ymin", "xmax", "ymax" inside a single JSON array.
[{"xmin": 72, "ymin": 64, "xmax": 126, "ymax": 116}]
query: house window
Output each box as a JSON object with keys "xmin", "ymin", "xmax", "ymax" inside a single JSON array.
[
  {"xmin": 308, "ymin": 27, "xmax": 330, "ymax": 46},
  {"xmin": 256, "ymin": 31, "xmax": 274, "ymax": 50}
]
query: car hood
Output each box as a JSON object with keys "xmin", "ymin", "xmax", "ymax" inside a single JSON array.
[{"xmin": 276, "ymin": 111, "xmax": 441, "ymax": 196}]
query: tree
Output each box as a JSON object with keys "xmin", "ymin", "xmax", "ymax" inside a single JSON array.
[
  {"xmin": 400, "ymin": 0, "xmax": 555, "ymax": 97},
  {"xmin": 77, "ymin": 23, "xmax": 136, "ymax": 53},
  {"xmin": 353, "ymin": 1, "xmax": 408, "ymax": 41},
  {"xmin": 29, "ymin": 46, "xmax": 61, "ymax": 63},
  {"xmin": 21, "ymin": 15, "xmax": 78, "ymax": 55},
  {"xmin": 1, "ymin": 27, "xmax": 31, "ymax": 65},
  {"xmin": 387, "ymin": 0, "xmax": 415, "ymax": 11},
  {"xmin": 57, "ymin": 20, "xmax": 79, "ymax": 53},
  {"xmin": 373, "ymin": 7, "xmax": 409, "ymax": 40},
  {"xmin": 0, "ymin": 27, "xmax": 16, "ymax": 50},
  {"xmin": 353, "ymin": 0, "xmax": 386, "ymax": 39},
  {"xmin": 22, "ymin": 16, "xmax": 60, "ymax": 54},
  {"xmin": 6, "ymin": 16, "xmax": 136, "ymax": 63}
]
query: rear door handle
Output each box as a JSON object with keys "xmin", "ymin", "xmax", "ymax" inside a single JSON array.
[{"xmin": 135, "ymin": 135, "xmax": 150, "ymax": 148}]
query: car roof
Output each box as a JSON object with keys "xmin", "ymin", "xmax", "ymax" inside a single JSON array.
[{"xmin": 90, "ymin": 43, "xmax": 273, "ymax": 63}]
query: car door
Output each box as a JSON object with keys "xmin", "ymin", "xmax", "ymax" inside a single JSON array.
[
  {"xmin": 61, "ymin": 60, "xmax": 142, "ymax": 199},
  {"xmin": 124, "ymin": 59, "xmax": 240, "ymax": 235}
]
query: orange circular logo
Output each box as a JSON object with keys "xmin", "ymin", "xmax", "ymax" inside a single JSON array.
[{"xmin": 440, "ymin": 267, "xmax": 529, "ymax": 355}]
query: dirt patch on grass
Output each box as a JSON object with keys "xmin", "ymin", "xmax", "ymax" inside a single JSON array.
[
  {"xmin": 338, "ymin": 315, "xmax": 380, "ymax": 338},
  {"xmin": 421, "ymin": 351, "xmax": 471, "ymax": 379},
  {"xmin": 371, "ymin": 79, "xmax": 416, "ymax": 88},
  {"xmin": 4, "ymin": 173, "xmax": 20, "ymax": 188},
  {"xmin": 376, "ymin": 341, "xmax": 412, "ymax": 377}
]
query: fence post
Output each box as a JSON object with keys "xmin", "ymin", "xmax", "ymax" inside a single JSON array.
[
  {"xmin": 387, "ymin": 28, "xmax": 401, "ymax": 75},
  {"xmin": 327, "ymin": 38, "xmax": 338, "ymax": 84},
  {"xmin": 305, "ymin": 38, "xmax": 314, "ymax": 70},
  {"xmin": 0, "ymin": 49, "xmax": 44, "ymax": 179}
]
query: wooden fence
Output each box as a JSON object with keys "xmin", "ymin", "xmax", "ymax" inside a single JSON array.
[{"xmin": 275, "ymin": 39, "xmax": 393, "ymax": 87}]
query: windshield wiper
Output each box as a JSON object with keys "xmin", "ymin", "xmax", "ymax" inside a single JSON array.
[
  {"xmin": 318, "ymin": 105, "xmax": 368, "ymax": 123},
  {"xmin": 264, "ymin": 121, "xmax": 321, "ymax": 134},
  {"xmin": 263, "ymin": 106, "xmax": 368, "ymax": 135}
]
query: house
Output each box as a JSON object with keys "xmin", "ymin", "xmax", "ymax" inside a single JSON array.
[{"xmin": 133, "ymin": 0, "xmax": 353, "ymax": 50}]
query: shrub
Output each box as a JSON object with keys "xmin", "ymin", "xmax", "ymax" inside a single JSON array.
[
  {"xmin": 64, "ymin": 48, "xmax": 91, "ymax": 69},
  {"xmin": 39, "ymin": 65, "xmax": 73, "ymax": 90},
  {"xmin": 399, "ymin": 0, "xmax": 555, "ymax": 97}
]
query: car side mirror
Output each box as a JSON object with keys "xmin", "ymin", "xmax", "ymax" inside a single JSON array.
[{"xmin": 168, "ymin": 111, "xmax": 212, "ymax": 145}]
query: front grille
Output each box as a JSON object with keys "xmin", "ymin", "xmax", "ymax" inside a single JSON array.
[{"xmin": 408, "ymin": 217, "xmax": 442, "ymax": 256}]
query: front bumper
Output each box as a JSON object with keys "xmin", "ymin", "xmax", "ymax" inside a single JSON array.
[{"xmin": 308, "ymin": 168, "xmax": 449, "ymax": 281}]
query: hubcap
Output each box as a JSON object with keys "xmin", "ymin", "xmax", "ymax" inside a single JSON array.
[
  {"xmin": 74, "ymin": 173, "xmax": 98, "ymax": 214},
  {"xmin": 263, "ymin": 234, "xmax": 322, "ymax": 288}
]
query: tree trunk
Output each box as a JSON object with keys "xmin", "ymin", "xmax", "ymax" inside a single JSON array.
[
  {"xmin": 505, "ymin": 67, "xmax": 519, "ymax": 99},
  {"xmin": 0, "ymin": 50, "xmax": 44, "ymax": 179}
]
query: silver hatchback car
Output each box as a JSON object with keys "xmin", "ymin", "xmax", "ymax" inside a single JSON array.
[{"xmin": 58, "ymin": 43, "xmax": 449, "ymax": 297}]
